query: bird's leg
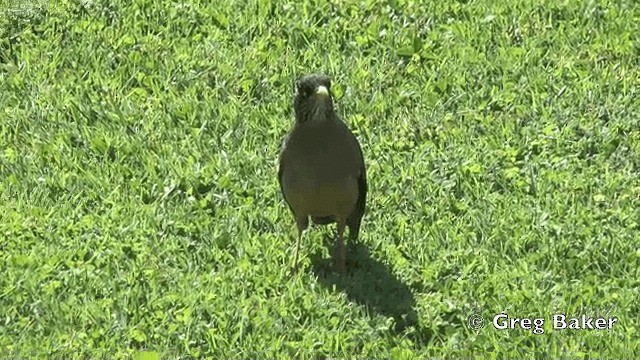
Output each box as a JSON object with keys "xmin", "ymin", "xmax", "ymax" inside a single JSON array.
[
  {"xmin": 291, "ymin": 229, "xmax": 302, "ymax": 274},
  {"xmin": 291, "ymin": 216, "xmax": 308, "ymax": 275},
  {"xmin": 334, "ymin": 221, "xmax": 347, "ymax": 274}
]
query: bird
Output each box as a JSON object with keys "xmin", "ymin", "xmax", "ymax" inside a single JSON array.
[{"xmin": 278, "ymin": 74, "xmax": 367, "ymax": 274}]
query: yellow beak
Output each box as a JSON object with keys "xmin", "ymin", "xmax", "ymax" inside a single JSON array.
[{"xmin": 315, "ymin": 85, "xmax": 329, "ymax": 96}]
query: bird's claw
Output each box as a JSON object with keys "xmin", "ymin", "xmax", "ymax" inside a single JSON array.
[{"xmin": 333, "ymin": 256, "xmax": 346, "ymax": 274}]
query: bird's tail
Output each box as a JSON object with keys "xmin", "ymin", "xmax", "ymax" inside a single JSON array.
[{"xmin": 311, "ymin": 216, "xmax": 335, "ymax": 225}]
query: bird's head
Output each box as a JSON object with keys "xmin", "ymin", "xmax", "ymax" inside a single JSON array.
[{"xmin": 293, "ymin": 74, "xmax": 335, "ymax": 123}]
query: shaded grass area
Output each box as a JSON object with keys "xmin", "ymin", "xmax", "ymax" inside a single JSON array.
[{"xmin": 1, "ymin": 0, "xmax": 639, "ymax": 358}]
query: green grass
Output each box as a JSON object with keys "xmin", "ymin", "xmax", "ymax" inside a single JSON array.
[{"xmin": 1, "ymin": 0, "xmax": 639, "ymax": 358}]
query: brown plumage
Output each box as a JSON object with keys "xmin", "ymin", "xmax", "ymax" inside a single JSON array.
[{"xmin": 278, "ymin": 74, "xmax": 367, "ymax": 274}]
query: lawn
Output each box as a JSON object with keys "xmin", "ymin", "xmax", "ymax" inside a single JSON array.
[{"xmin": 1, "ymin": 0, "xmax": 639, "ymax": 358}]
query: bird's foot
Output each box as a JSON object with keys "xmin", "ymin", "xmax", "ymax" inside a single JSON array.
[
  {"xmin": 333, "ymin": 252, "xmax": 346, "ymax": 274},
  {"xmin": 290, "ymin": 263, "xmax": 299, "ymax": 276}
]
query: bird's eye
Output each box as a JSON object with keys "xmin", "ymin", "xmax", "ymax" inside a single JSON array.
[{"xmin": 299, "ymin": 85, "xmax": 312, "ymax": 97}]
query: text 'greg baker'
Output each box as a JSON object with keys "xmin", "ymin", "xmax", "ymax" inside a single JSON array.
[{"xmin": 493, "ymin": 313, "xmax": 618, "ymax": 335}]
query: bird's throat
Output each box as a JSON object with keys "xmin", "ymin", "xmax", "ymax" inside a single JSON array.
[{"xmin": 308, "ymin": 99, "xmax": 334, "ymax": 123}]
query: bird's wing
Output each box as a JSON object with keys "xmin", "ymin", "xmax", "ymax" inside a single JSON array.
[
  {"xmin": 344, "ymin": 122, "xmax": 368, "ymax": 239},
  {"xmin": 353, "ymin": 134, "xmax": 368, "ymax": 217},
  {"xmin": 277, "ymin": 134, "xmax": 296, "ymax": 213}
]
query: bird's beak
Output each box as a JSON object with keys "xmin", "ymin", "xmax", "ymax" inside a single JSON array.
[
  {"xmin": 315, "ymin": 85, "xmax": 329, "ymax": 97},
  {"xmin": 310, "ymin": 85, "xmax": 332, "ymax": 119}
]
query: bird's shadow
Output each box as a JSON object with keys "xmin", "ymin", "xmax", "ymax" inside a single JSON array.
[{"xmin": 310, "ymin": 237, "xmax": 418, "ymax": 332}]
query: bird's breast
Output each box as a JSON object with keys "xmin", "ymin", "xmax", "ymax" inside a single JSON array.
[
  {"xmin": 279, "ymin": 120, "xmax": 364, "ymax": 217},
  {"xmin": 282, "ymin": 171, "xmax": 359, "ymax": 218}
]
